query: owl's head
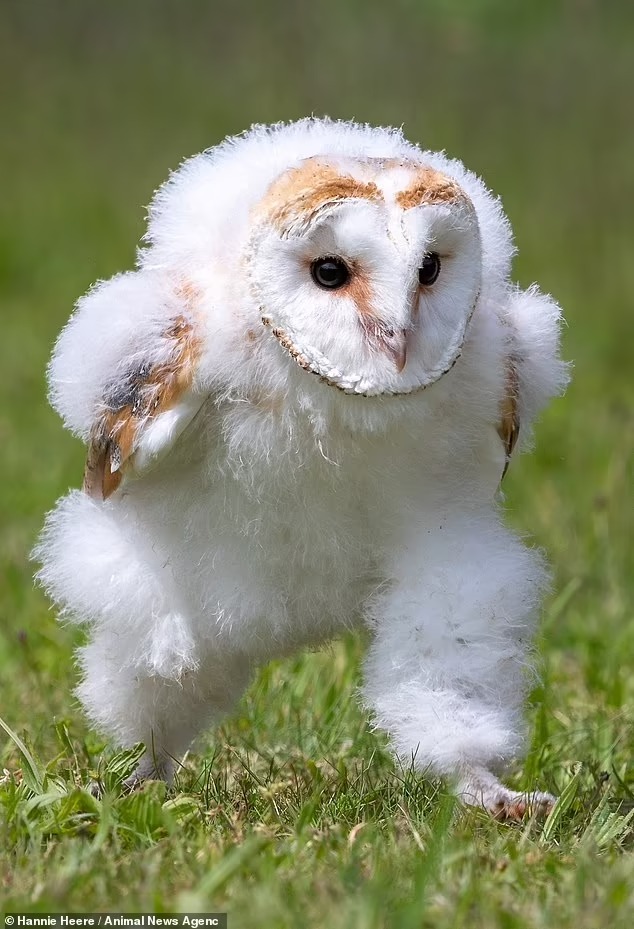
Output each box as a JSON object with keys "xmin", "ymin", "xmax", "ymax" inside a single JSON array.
[
  {"xmin": 246, "ymin": 155, "xmax": 481, "ymax": 395},
  {"xmin": 144, "ymin": 119, "xmax": 514, "ymax": 398}
]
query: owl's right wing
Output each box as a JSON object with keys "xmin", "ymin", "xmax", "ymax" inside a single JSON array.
[{"xmin": 49, "ymin": 270, "xmax": 208, "ymax": 500}]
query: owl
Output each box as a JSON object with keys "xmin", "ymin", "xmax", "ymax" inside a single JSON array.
[{"xmin": 35, "ymin": 118, "xmax": 568, "ymax": 820}]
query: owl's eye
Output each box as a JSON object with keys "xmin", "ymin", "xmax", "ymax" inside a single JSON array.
[
  {"xmin": 418, "ymin": 253, "xmax": 441, "ymax": 286},
  {"xmin": 310, "ymin": 257, "xmax": 350, "ymax": 290}
]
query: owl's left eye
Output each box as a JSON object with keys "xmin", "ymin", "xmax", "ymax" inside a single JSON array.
[{"xmin": 310, "ymin": 257, "xmax": 350, "ymax": 290}]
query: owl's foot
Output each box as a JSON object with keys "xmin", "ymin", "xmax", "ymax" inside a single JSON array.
[
  {"xmin": 457, "ymin": 766, "xmax": 556, "ymax": 821},
  {"xmin": 86, "ymin": 755, "xmax": 172, "ymax": 797},
  {"xmin": 483, "ymin": 788, "xmax": 556, "ymax": 822},
  {"xmin": 121, "ymin": 769, "xmax": 151, "ymax": 793},
  {"xmin": 87, "ymin": 753, "xmax": 174, "ymax": 797},
  {"xmin": 122, "ymin": 753, "xmax": 174, "ymax": 792}
]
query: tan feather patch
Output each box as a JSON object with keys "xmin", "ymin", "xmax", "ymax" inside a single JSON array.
[
  {"xmin": 395, "ymin": 166, "xmax": 464, "ymax": 210},
  {"xmin": 83, "ymin": 316, "xmax": 201, "ymax": 500},
  {"xmin": 256, "ymin": 157, "xmax": 380, "ymax": 234},
  {"xmin": 342, "ymin": 263, "xmax": 376, "ymax": 320},
  {"xmin": 497, "ymin": 362, "xmax": 520, "ymax": 480}
]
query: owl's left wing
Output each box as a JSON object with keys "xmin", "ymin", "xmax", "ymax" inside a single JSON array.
[
  {"xmin": 497, "ymin": 284, "xmax": 568, "ymax": 476},
  {"xmin": 497, "ymin": 362, "xmax": 520, "ymax": 480}
]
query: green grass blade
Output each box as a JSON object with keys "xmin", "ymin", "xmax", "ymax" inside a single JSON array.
[{"xmin": 0, "ymin": 714, "xmax": 44, "ymax": 793}]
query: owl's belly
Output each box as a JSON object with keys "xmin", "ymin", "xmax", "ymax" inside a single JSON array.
[
  {"xmin": 193, "ymin": 498, "xmax": 379, "ymax": 657},
  {"xmin": 125, "ymin": 459, "xmax": 382, "ymax": 659},
  {"xmin": 122, "ymin": 399, "xmax": 503, "ymax": 662}
]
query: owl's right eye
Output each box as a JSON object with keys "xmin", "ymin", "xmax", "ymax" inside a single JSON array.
[{"xmin": 310, "ymin": 257, "xmax": 350, "ymax": 290}]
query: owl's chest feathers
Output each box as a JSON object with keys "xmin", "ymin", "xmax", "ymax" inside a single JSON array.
[
  {"xmin": 126, "ymin": 375, "xmax": 503, "ymax": 652},
  {"xmin": 213, "ymin": 372, "xmax": 500, "ymax": 491},
  {"xmin": 183, "ymin": 384, "xmax": 499, "ymax": 570}
]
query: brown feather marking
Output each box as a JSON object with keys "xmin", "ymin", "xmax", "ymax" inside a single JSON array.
[
  {"xmin": 343, "ymin": 262, "xmax": 376, "ymax": 320},
  {"xmin": 325, "ymin": 260, "xmax": 406, "ymax": 367},
  {"xmin": 497, "ymin": 361, "xmax": 520, "ymax": 481},
  {"xmin": 347, "ymin": 269, "xmax": 406, "ymax": 368},
  {"xmin": 83, "ymin": 315, "xmax": 200, "ymax": 500},
  {"xmin": 395, "ymin": 166, "xmax": 465, "ymax": 210},
  {"xmin": 256, "ymin": 157, "xmax": 380, "ymax": 233}
]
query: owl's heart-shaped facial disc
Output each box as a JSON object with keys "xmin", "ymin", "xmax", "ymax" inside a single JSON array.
[{"xmin": 247, "ymin": 156, "xmax": 482, "ymax": 396}]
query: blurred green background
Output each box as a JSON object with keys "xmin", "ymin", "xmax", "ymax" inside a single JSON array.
[{"xmin": 0, "ymin": 0, "xmax": 633, "ymax": 918}]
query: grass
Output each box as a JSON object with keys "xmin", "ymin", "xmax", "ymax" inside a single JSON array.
[{"xmin": 1, "ymin": 0, "xmax": 633, "ymax": 925}]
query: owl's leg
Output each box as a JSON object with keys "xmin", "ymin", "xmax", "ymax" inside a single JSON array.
[
  {"xmin": 362, "ymin": 513, "xmax": 556, "ymax": 820},
  {"xmin": 79, "ymin": 633, "xmax": 252, "ymax": 788},
  {"xmin": 35, "ymin": 491, "xmax": 251, "ymax": 788}
]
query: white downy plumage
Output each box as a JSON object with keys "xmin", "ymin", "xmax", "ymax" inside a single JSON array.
[{"xmin": 35, "ymin": 118, "xmax": 568, "ymax": 818}]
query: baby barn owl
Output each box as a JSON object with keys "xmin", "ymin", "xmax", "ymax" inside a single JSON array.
[{"xmin": 36, "ymin": 118, "xmax": 567, "ymax": 819}]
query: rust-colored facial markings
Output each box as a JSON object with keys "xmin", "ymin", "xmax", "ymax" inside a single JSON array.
[
  {"xmin": 338, "ymin": 266, "xmax": 406, "ymax": 370},
  {"xmin": 256, "ymin": 157, "xmax": 381, "ymax": 234},
  {"xmin": 298, "ymin": 256, "xmax": 407, "ymax": 371},
  {"xmin": 341, "ymin": 262, "xmax": 375, "ymax": 321},
  {"xmin": 395, "ymin": 166, "xmax": 464, "ymax": 210},
  {"xmin": 83, "ymin": 315, "xmax": 201, "ymax": 500}
]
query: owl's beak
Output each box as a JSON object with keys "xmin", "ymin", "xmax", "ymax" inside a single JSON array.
[
  {"xmin": 392, "ymin": 331, "xmax": 408, "ymax": 373},
  {"xmin": 380, "ymin": 328, "xmax": 408, "ymax": 373},
  {"xmin": 358, "ymin": 317, "xmax": 408, "ymax": 372},
  {"xmin": 384, "ymin": 286, "xmax": 424, "ymax": 373}
]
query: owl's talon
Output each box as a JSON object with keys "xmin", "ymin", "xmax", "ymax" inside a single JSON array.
[
  {"xmin": 458, "ymin": 767, "xmax": 556, "ymax": 821},
  {"xmin": 121, "ymin": 771, "xmax": 145, "ymax": 793},
  {"xmin": 489, "ymin": 793, "xmax": 556, "ymax": 822},
  {"xmin": 88, "ymin": 779, "xmax": 104, "ymax": 799}
]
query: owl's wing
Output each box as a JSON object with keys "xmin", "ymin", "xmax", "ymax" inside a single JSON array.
[
  {"xmin": 49, "ymin": 271, "xmax": 207, "ymax": 501},
  {"xmin": 498, "ymin": 284, "xmax": 568, "ymax": 474},
  {"xmin": 82, "ymin": 315, "xmax": 203, "ymax": 499},
  {"xmin": 497, "ymin": 362, "xmax": 520, "ymax": 481}
]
